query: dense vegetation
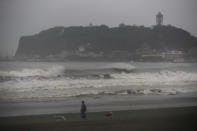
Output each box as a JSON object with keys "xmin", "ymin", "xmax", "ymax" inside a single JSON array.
[{"xmin": 15, "ymin": 25, "xmax": 197, "ymax": 57}]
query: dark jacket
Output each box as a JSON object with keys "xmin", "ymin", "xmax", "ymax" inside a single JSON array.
[{"xmin": 81, "ymin": 103, "xmax": 87, "ymax": 113}]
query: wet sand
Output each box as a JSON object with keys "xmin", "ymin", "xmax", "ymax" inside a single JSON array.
[{"xmin": 0, "ymin": 106, "xmax": 197, "ymax": 131}]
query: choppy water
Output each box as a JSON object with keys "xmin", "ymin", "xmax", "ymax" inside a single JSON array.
[{"xmin": 0, "ymin": 61, "xmax": 197, "ymax": 102}]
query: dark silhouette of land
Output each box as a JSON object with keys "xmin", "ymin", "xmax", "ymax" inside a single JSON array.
[{"xmin": 15, "ymin": 25, "xmax": 197, "ymax": 61}]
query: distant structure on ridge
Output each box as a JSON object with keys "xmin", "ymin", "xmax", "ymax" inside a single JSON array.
[{"xmin": 156, "ymin": 12, "xmax": 163, "ymax": 26}]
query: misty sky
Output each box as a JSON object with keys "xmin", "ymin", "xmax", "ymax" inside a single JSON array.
[{"xmin": 1, "ymin": 0, "xmax": 197, "ymax": 56}]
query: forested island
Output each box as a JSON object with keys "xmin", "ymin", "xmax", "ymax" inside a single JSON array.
[{"xmin": 15, "ymin": 24, "xmax": 197, "ymax": 62}]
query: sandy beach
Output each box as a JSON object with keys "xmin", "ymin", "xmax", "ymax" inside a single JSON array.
[{"xmin": 0, "ymin": 106, "xmax": 197, "ymax": 131}]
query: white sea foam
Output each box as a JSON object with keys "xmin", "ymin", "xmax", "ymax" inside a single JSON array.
[
  {"xmin": 111, "ymin": 70, "xmax": 197, "ymax": 83},
  {"xmin": 1, "ymin": 69, "xmax": 197, "ymax": 101},
  {"xmin": 0, "ymin": 66, "xmax": 65, "ymax": 77},
  {"xmin": 0, "ymin": 62, "xmax": 197, "ymax": 101}
]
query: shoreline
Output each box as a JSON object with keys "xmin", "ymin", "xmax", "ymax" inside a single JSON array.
[
  {"xmin": 1, "ymin": 93, "xmax": 197, "ymax": 117},
  {"xmin": 1, "ymin": 59, "xmax": 197, "ymax": 63},
  {"xmin": 1, "ymin": 106, "xmax": 197, "ymax": 131}
]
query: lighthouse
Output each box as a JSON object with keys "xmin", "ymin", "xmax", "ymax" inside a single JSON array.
[{"xmin": 156, "ymin": 12, "xmax": 163, "ymax": 26}]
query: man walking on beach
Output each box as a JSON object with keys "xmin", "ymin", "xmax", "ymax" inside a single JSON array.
[{"xmin": 81, "ymin": 100, "xmax": 87, "ymax": 119}]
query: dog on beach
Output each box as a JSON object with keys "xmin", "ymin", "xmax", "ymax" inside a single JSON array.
[{"xmin": 104, "ymin": 112, "xmax": 113, "ymax": 119}]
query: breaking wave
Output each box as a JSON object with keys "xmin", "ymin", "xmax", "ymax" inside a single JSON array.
[
  {"xmin": 0, "ymin": 66, "xmax": 65, "ymax": 78},
  {"xmin": 0, "ymin": 65, "xmax": 197, "ymax": 84},
  {"xmin": 111, "ymin": 70, "xmax": 197, "ymax": 83},
  {"xmin": 0, "ymin": 62, "xmax": 197, "ymax": 101},
  {"xmin": 73, "ymin": 88, "xmax": 180, "ymax": 97},
  {"xmin": 0, "ymin": 63, "xmax": 135, "ymax": 81}
]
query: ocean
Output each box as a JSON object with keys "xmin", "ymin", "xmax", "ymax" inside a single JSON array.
[{"xmin": 0, "ymin": 61, "xmax": 197, "ymax": 116}]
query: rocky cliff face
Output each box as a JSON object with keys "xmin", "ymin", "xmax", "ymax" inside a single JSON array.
[{"xmin": 15, "ymin": 25, "xmax": 197, "ymax": 58}]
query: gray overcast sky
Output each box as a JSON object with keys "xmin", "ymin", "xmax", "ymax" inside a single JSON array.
[{"xmin": 1, "ymin": 0, "xmax": 197, "ymax": 56}]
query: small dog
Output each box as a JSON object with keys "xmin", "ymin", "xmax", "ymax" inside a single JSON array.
[{"xmin": 105, "ymin": 112, "xmax": 113, "ymax": 119}]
